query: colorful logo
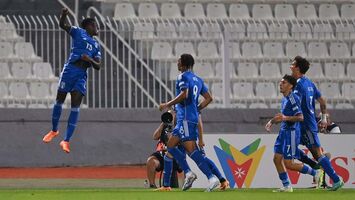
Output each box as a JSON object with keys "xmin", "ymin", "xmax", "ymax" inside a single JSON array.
[{"xmin": 214, "ymin": 138, "xmax": 266, "ymax": 188}]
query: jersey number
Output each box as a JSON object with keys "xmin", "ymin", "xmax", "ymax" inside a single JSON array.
[
  {"xmin": 86, "ymin": 43, "xmax": 93, "ymax": 51},
  {"xmin": 193, "ymin": 85, "xmax": 198, "ymax": 100}
]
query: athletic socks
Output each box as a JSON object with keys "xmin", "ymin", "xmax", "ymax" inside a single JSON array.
[
  {"xmin": 279, "ymin": 172, "xmax": 291, "ymax": 187},
  {"xmin": 299, "ymin": 150, "xmax": 319, "ymax": 169},
  {"xmin": 189, "ymin": 149, "xmax": 214, "ymax": 179},
  {"xmin": 51, "ymin": 101, "xmax": 63, "ymax": 132},
  {"xmin": 300, "ymin": 164, "xmax": 316, "ymax": 176},
  {"xmin": 205, "ymin": 157, "xmax": 224, "ymax": 180},
  {"xmin": 163, "ymin": 155, "xmax": 173, "ymax": 187},
  {"xmin": 64, "ymin": 107, "xmax": 80, "ymax": 142},
  {"xmin": 318, "ymin": 155, "xmax": 340, "ymax": 183},
  {"xmin": 167, "ymin": 147, "xmax": 191, "ymax": 174}
]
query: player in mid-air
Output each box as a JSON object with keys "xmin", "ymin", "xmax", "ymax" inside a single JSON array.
[
  {"xmin": 265, "ymin": 75, "xmax": 322, "ymax": 192},
  {"xmin": 290, "ymin": 56, "xmax": 343, "ymax": 190},
  {"xmin": 158, "ymin": 54, "xmax": 220, "ymax": 192},
  {"xmin": 42, "ymin": 8, "xmax": 101, "ymax": 153}
]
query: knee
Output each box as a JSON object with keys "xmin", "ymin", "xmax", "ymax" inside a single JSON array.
[{"xmin": 283, "ymin": 160, "xmax": 293, "ymax": 170}]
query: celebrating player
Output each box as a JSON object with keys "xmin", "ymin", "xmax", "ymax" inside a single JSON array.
[{"xmin": 42, "ymin": 8, "xmax": 101, "ymax": 153}]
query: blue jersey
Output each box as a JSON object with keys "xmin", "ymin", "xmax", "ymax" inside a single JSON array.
[
  {"xmin": 280, "ymin": 92, "xmax": 302, "ymax": 131},
  {"xmin": 175, "ymin": 71, "xmax": 208, "ymax": 124},
  {"xmin": 66, "ymin": 26, "xmax": 101, "ymax": 68},
  {"xmin": 294, "ymin": 76, "xmax": 321, "ymax": 133}
]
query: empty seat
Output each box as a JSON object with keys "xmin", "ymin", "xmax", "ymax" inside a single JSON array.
[
  {"xmin": 308, "ymin": 42, "xmax": 328, "ymax": 58},
  {"xmin": 50, "ymin": 82, "xmax": 58, "ymax": 96},
  {"xmin": 247, "ymin": 23, "xmax": 268, "ymax": 39},
  {"xmin": 319, "ymin": 4, "xmax": 340, "ymax": 19},
  {"xmin": 0, "ymin": 82, "xmax": 8, "ymax": 98},
  {"xmin": 28, "ymin": 103, "xmax": 48, "ymax": 109},
  {"xmin": 324, "ymin": 63, "xmax": 345, "ymax": 79},
  {"xmin": 256, "ymin": 82, "xmax": 277, "ymax": 98},
  {"xmin": 237, "ymin": 62, "xmax": 258, "ymax": 78},
  {"xmin": 291, "ymin": 23, "xmax": 312, "ymax": 39},
  {"xmin": 227, "ymin": 42, "xmax": 241, "ymax": 58},
  {"xmin": 207, "ymin": 3, "xmax": 227, "ymax": 18},
  {"xmin": 0, "ymin": 42, "xmax": 13, "ymax": 58},
  {"xmin": 178, "ymin": 23, "xmax": 199, "ymax": 39},
  {"xmin": 184, "ymin": 3, "xmax": 205, "ymax": 18},
  {"xmin": 197, "ymin": 42, "xmax": 219, "ymax": 59},
  {"xmin": 225, "ymin": 23, "xmax": 245, "ymax": 40},
  {"xmin": 200, "ymin": 23, "xmax": 222, "ymax": 39},
  {"xmin": 215, "ymin": 62, "xmax": 236, "ymax": 78},
  {"xmin": 347, "ymin": 63, "xmax": 355, "ymax": 78},
  {"xmin": 268, "ymin": 23, "xmax": 289, "ymax": 39},
  {"xmin": 0, "ymin": 23, "xmax": 21, "ymax": 41},
  {"xmin": 156, "ymin": 23, "xmax": 177, "ymax": 39},
  {"xmin": 11, "ymin": 62, "xmax": 32, "ymax": 79},
  {"xmin": 341, "ymin": 4, "xmax": 355, "ymax": 19},
  {"xmin": 138, "ymin": 3, "xmax": 159, "ymax": 18},
  {"xmin": 232, "ymin": 103, "xmax": 248, "ymax": 109},
  {"xmin": 229, "ymin": 4, "xmax": 250, "ymax": 19},
  {"xmin": 252, "ymin": 4, "xmax": 273, "ymax": 19},
  {"xmin": 0, "ymin": 62, "xmax": 11, "ymax": 79},
  {"xmin": 342, "ymin": 82, "xmax": 355, "ymax": 99},
  {"xmin": 14, "ymin": 42, "xmax": 39, "ymax": 60},
  {"xmin": 320, "ymin": 82, "xmax": 340, "ymax": 99},
  {"xmin": 296, "ymin": 4, "xmax": 317, "ymax": 19},
  {"xmin": 286, "ymin": 42, "xmax": 307, "ymax": 58},
  {"xmin": 281, "ymin": 62, "xmax": 291, "ymax": 75},
  {"xmin": 211, "ymin": 82, "xmax": 224, "ymax": 101},
  {"xmin": 335, "ymin": 102, "xmax": 354, "ymax": 109},
  {"xmin": 270, "ymin": 102, "xmax": 282, "ymax": 109},
  {"xmin": 307, "ymin": 62, "xmax": 324, "ymax": 79},
  {"xmin": 335, "ymin": 23, "xmax": 355, "ymax": 40},
  {"xmin": 329, "ymin": 42, "xmax": 350, "ymax": 58},
  {"xmin": 161, "ymin": 3, "xmax": 181, "ymax": 18},
  {"xmin": 9, "ymin": 82, "xmax": 29, "ymax": 99},
  {"xmin": 260, "ymin": 63, "xmax": 281, "ymax": 78},
  {"xmin": 169, "ymin": 63, "xmax": 179, "ymax": 81},
  {"xmin": 249, "ymin": 102, "xmax": 268, "ymax": 109},
  {"xmin": 151, "ymin": 42, "xmax": 173, "ymax": 60},
  {"xmin": 175, "ymin": 42, "xmax": 195, "ymax": 57},
  {"xmin": 133, "ymin": 22, "xmax": 154, "ymax": 40},
  {"xmin": 313, "ymin": 24, "xmax": 334, "ymax": 40},
  {"xmin": 29, "ymin": 82, "xmax": 50, "ymax": 99},
  {"xmin": 113, "ymin": 3, "xmax": 136, "ymax": 19},
  {"xmin": 33, "ymin": 62, "xmax": 54, "ymax": 79},
  {"xmin": 7, "ymin": 103, "xmax": 26, "ymax": 108},
  {"xmin": 263, "ymin": 42, "xmax": 284, "ymax": 58},
  {"xmin": 193, "ymin": 62, "xmax": 214, "ymax": 79},
  {"xmin": 242, "ymin": 42, "xmax": 262, "ymax": 58},
  {"xmin": 275, "ymin": 4, "xmax": 295, "ymax": 20},
  {"xmin": 233, "ymin": 82, "xmax": 254, "ymax": 99}
]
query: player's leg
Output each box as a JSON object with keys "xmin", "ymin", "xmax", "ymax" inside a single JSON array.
[
  {"xmin": 273, "ymin": 131, "xmax": 292, "ymax": 192},
  {"xmin": 298, "ymin": 149, "xmax": 320, "ymax": 169},
  {"xmin": 157, "ymin": 152, "xmax": 173, "ymax": 191},
  {"xmin": 146, "ymin": 152, "xmax": 162, "ymax": 188}
]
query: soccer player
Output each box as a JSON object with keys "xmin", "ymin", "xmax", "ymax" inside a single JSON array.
[
  {"xmin": 42, "ymin": 8, "xmax": 101, "ymax": 153},
  {"xmin": 265, "ymin": 75, "xmax": 322, "ymax": 192},
  {"xmin": 158, "ymin": 54, "xmax": 220, "ymax": 192},
  {"xmin": 290, "ymin": 56, "xmax": 343, "ymax": 190}
]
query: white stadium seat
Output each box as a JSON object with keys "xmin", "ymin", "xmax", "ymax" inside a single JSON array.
[
  {"xmin": 227, "ymin": 42, "xmax": 241, "ymax": 59},
  {"xmin": 256, "ymin": 82, "xmax": 277, "ymax": 98},
  {"xmin": 229, "ymin": 4, "xmax": 250, "ymax": 19},
  {"xmin": 313, "ymin": 24, "xmax": 334, "ymax": 40},
  {"xmin": 193, "ymin": 62, "xmax": 214, "ymax": 79},
  {"xmin": 307, "ymin": 62, "xmax": 324, "ymax": 79},
  {"xmin": 200, "ymin": 23, "xmax": 222, "ymax": 39},
  {"xmin": 324, "ymin": 63, "xmax": 345, "ymax": 79},
  {"xmin": 133, "ymin": 22, "xmax": 154, "ymax": 40},
  {"xmin": 335, "ymin": 102, "xmax": 354, "ymax": 109},
  {"xmin": 215, "ymin": 62, "xmax": 236, "ymax": 78},
  {"xmin": 286, "ymin": 42, "xmax": 307, "ymax": 58},
  {"xmin": 156, "ymin": 23, "xmax": 177, "ymax": 39},
  {"xmin": 319, "ymin": 4, "xmax": 340, "ymax": 19},
  {"xmin": 247, "ymin": 23, "xmax": 268, "ymax": 39},
  {"xmin": 138, "ymin": 3, "xmax": 159, "ymax": 18},
  {"xmin": 113, "ymin": 3, "xmax": 136, "ymax": 19},
  {"xmin": 175, "ymin": 42, "xmax": 196, "ymax": 57},
  {"xmin": 161, "ymin": 3, "xmax": 181, "ymax": 18},
  {"xmin": 225, "ymin": 23, "xmax": 245, "ymax": 40},
  {"xmin": 9, "ymin": 82, "xmax": 29, "ymax": 99},
  {"xmin": 346, "ymin": 63, "xmax": 355, "ymax": 78},
  {"xmin": 184, "ymin": 3, "xmax": 205, "ymax": 18},
  {"xmin": 151, "ymin": 42, "xmax": 173, "ymax": 60},
  {"xmin": 291, "ymin": 23, "xmax": 312, "ymax": 39},
  {"xmin": 296, "ymin": 4, "xmax": 317, "ymax": 19},
  {"xmin": 268, "ymin": 23, "xmax": 289, "ymax": 39},
  {"xmin": 281, "ymin": 63, "xmax": 291, "ymax": 75},
  {"xmin": 0, "ymin": 23, "xmax": 21, "ymax": 41},
  {"xmin": 252, "ymin": 4, "xmax": 273, "ymax": 19},
  {"xmin": 232, "ymin": 103, "xmax": 248, "ymax": 109},
  {"xmin": 50, "ymin": 82, "xmax": 58, "ymax": 97},
  {"xmin": 342, "ymin": 82, "xmax": 355, "ymax": 99},
  {"xmin": 0, "ymin": 42, "xmax": 13, "ymax": 58},
  {"xmin": 28, "ymin": 103, "xmax": 48, "ymax": 109},
  {"xmin": 263, "ymin": 42, "xmax": 284, "ymax": 58},
  {"xmin": 210, "ymin": 82, "xmax": 224, "ymax": 101},
  {"xmin": 29, "ymin": 82, "xmax": 50, "ymax": 99},
  {"xmin": 0, "ymin": 62, "xmax": 11, "ymax": 79},
  {"xmin": 14, "ymin": 42, "xmax": 40, "ymax": 60},
  {"xmin": 178, "ymin": 23, "xmax": 200, "ymax": 39},
  {"xmin": 11, "ymin": 62, "xmax": 32, "ymax": 79},
  {"xmin": 249, "ymin": 102, "xmax": 268, "ymax": 109},
  {"xmin": 308, "ymin": 42, "xmax": 328, "ymax": 58},
  {"xmin": 197, "ymin": 42, "xmax": 219, "ymax": 59},
  {"xmin": 270, "ymin": 102, "xmax": 282, "ymax": 109},
  {"xmin": 0, "ymin": 82, "xmax": 8, "ymax": 98},
  {"xmin": 7, "ymin": 103, "xmax": 26, "ymax": 108},
  {"xmin": 33, "ymin": 62, "xmax": 55, "ymax": 79},
  {"xmin": 237, "ymin": 62, "xmax": 258, "ymax": 78},
  {"xmin": 329, "ymin": 42, "xmax": 350, "ymax": 59},
  {"xmin": 242, "ymin": 42, "xmax": 262, "ymax": 58},
  {"xmin": 275, "ymin": 4, "xmax": 295, "ymax": 20},
  {"xmin": 335, "ymin": 23, "xmax": 355, "ymax": 40},
  {"xmin": 260, "ymin": 63, "xmax": 281, "ymax": 78},
  {"xmin": 320, "ymin": 83, "xmax": 340, "ymax": 99},
  {"xmin": 341, "ymin": 4, "xmax": 355, "ymax": 19},
  {"xmin": 233, "ymin": 82, "xmax": 254, "ymax": 99},
  {"xmin": 207, "ymin": 3, "xmax": 227, "ymax": 18}
]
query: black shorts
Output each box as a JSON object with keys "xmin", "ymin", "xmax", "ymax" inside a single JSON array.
[{"xmin": 150, "ymin": 151, "xmax": 181, "ymax": 172}]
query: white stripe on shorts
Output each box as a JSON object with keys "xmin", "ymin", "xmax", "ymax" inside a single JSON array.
[
  {"xmin": 183, "ymin": 120, "xmax": 189, "ymax": 137},
  {"xmin": 291, "ymin": 130, "xmax": 296, "ymax": 156},
  {"xmin": 306, "ymin": 130, "xmax": 315, "ymax": 145}
]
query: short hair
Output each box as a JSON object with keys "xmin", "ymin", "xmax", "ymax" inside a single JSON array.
[
  {"xmin": 180, "ymin": 54, "xmax": 195, "ymax": 68},
  {"xmin": 80, "ymin": 18, "xmax": 96, "ymax": 29},
  {"xmin": 293, "ymin": 56, "xmax": 310, "ymax": 74},
  {"xmin": 283, "ymin": 74, "xmax": 297, "ymax": 89}
]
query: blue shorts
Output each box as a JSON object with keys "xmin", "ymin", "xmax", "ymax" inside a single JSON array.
[
  {"xmin": 58, "ymin": 64, "xmax": 87, "ymax": 95},
  {"xmin": 300, "ymin": 125, "xmax": 321, "ymax": 149},
  {"xmin": 274, "ymin": 129, "xmax": 301, "ymax": 160},
  {"xmin": 172, "ymin": 120, "xmax": 198, "ymax": 142}
]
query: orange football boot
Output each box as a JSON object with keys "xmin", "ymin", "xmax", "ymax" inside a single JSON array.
[
  {"xmin": 42, "ymin": 131, "xmax": 59, "ymax": 143},
  {"xmin": 59, "ymin": 140, "xmax": 70, "ymax": 153}
]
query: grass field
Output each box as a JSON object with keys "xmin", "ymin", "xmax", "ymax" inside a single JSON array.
[{"xmin": 0, "ymin": 188, "xmax": 354, "ymax": 200}]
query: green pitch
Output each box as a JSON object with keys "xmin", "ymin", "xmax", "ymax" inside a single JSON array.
[{"xmin": 0, "ymin": 188, "xmax": 354, "ymax": 200}]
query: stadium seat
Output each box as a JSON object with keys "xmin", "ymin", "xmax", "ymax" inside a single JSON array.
[
  {"xmin": 342, "ymin": 82, "xmax": 355, "ymax": 99},
  {"xmin": 138, "ymin": 3, "xmax": 159, "ymax": 18},
  {"xmin": 256, "ymin": 82, "xmax": 277, "ymax": 98},
  {"xmin": 215, "ymin": 62, "xmax": 236, "ymax": 78},
  {"xmin": 281, "ymin": 62, "xmax": 291, "ymax": 75},
  {"xmin": 329, "ymin": 42, "xmax": 350, "ymax": 59},
  {"xmin": 0, "ymin": 82, "xmax": 8, "ymax": 98},
  {"xmin": 197, "ymin": 42, "xmax": 219, "ymax": 59},
  {"xmin": 286, "ymin": 42, "xmax": 307, "ymax": 58},
  {"xmin": 210, "ymin": 82, "xmax": 224, "ymax": 101},
  {"xmin": 229, "ymin": 4, "xmax": 250, "ymax": 19},
  {"xmin": 0, "ymin": 62, "xmax": 11, "ymax": 79},
  {"xmin": 0, "ymin": 23, "xmax": 21, "ymax": 41},
  {"xmin": 260, "ymin": 63, "xmax": 281, "ymax": 78},
  {"xmin": 268, "ymin": 23, "xmax": 289, "ymax": 39},
  {"xmin": 178, "ymin": 23, "xmax": 200, "ymax": 39},
  {"xmin": 313, "ymin": 23, "xmax": 334, "ymax": 40},
  {"xmin": 335, "ymin": 23, "xmax": 355, "ymax": 40},
  {"xmin": 319, "ymin": 4, "xmax": 340, "ymax": 19},
  {"xmin": 184, "ymin": 3, "xmax": 205, "ymax": 18},
  {"xmin": 156, "ymin": 23, "xmax": 177, "ymax": 39},
  {"xmin": 227, "ymin": 42, "xmax": 241, "ymax": 59},
  {"xmin": 232, "ymin": 103, "xmax": 248, "ymax": 109},
  {"xmin": 353, "ymin": 44, "xmax": 355, "ymax": 57},
  {"xmin": 50, "ymin": 82, "xmax": 58, "ymax": 97},
  {"xmin": 252, "ymin": 4, "xmax": 273, "ymax": 19},
  {"xmin": 7, "ymin": 103, "xmax": 26, "ymax": 108},
  {"xmin": 151, "ymin": 42, "xmax": 173, "ymax": 60},
  {"xmin": 247, "ymin": 23, "xmax": 268, "ymax": 39},
  {"xmin": 225, "ymin": 23, "xmax": 245, "ymax": 40},
  {"xmin": 346, "ymin": 63, "xmax": 355, "ymax": 78},
  {"xmin": 207, "ymin": 3, "xmax": 227, "ymax": 18},
  {"xmin": 275, "ymin": 4, "xmax": 295, "ymax": 20},
  {"xmin": 175, "ymin": 42, "xmax": 196, "ymax": 58},
  {"xmin": 133, "ymin": 22, "xmax": 154, "ymax": 40},
  {"xmin": 161, "ymin": 3, "xmax": 181, "ymax": 18},
  {"xmin": 308, "ymin": 42, "xmax": 328, "ymax": 58},
  {"xmin": 324, "ymin": 63, "xmax": 345, "ymax": 79},
  {"xmin": 113, "ymin": 3, "xmax": 136, "ymax": 19},
  {"xmin": 291, "ymin": 23, "xmax": 312, "ymax": 39},
  {"xmin": 335, "ymin": 102, "xmax": 354, "ymax": 109},
  {"xmin": 233, "ymin": 82, "xmax": 254, "ymax": 99},
  {"xmin": 200, "ymin": 23, "xmax": 222, "ymax": 39},
  {"xmin": 29, "ymin": 82, "xmax": 50, "ymax": 99},
  {"xmin": 28, "ymin": 103, "xmax": 48, "ymax": 109},
  {"xmin": 169, "ymin": 64, "xmax": 179, "ymax": 81},
  {"xmin": 14, "ymin": 42, "xmax": 40, "ymax": 60},
  {"xmin": 270, "ymin": 102, "xmax": 282, "ymax": 109},
  {"xmin": 341, "ymin": 4, "xmax": 355, "ymax": 19},
  {"xmin": 307, "ymin": 62, "xmax": 324, "ymax": 79},
  {"xmin": 242, "ymin": 42, "xmax": 262, "ymax": 58},
  {"xmin": 0, "ymin": 42, "xmax": 14, "ymax": 58},
  {"xmin": 296, "ymin": 4, "xmax": 317, "ymax": 19},
  {"xmin": 320, "ymin": 82, "xmax": 341, "ymax": 99},
  {"xmin": 193, "ymin": 62, "xmax": 214, "ymax": 79},
  {"xmin": 237, "ymin": 62, "xmax": 258, "ymax": 78},
  {"xmin": 263, "ymin": 42, "xmax": 284, "ymax": 58},
  {"xmin": 11, "ymin": 62, "xmax": 32, "ymax": 79},
  {"xmin": 33, "ymin": 62, "xmax": 55, "ymax": 79},
  {"xmin": 249, "ymin": 102, "xmax": 268, "ymax": 109},
  {"xmin": 9, "ymin": 82, "xmax": 29, "ymax": 99}
]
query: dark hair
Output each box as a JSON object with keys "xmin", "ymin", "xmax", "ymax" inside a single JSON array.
[
  {"xmin": 81, "ymin": 18, "xmax": 96, "ymax": 29},
  {"xmin": 180, "ymin": 54, "xmax": 194, "ymax": 68},
  {"xmin": 283, "ymin": 74, "xmax": 297, "ymax": 89},
  {"xmin": 293, "ymin": 56, "xmax": 310, "ymax": 74}
]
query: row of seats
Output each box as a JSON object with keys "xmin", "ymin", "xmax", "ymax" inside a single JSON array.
[
  {"xmin": 114, "ymin": 3, "xmax": 355, "ymax": 20},
  {"xmin": 151, "ymin": 41, "xmax": 355, "ymax": 60},
  {"xmin": 0, "ymin": 81, "xmax": 56, "ymax": 100},
  {"xmin": 0, "ymin": 62, "xmax": 56, "ymax": 80},
  {"xmin": 0, "ymin": 42, "xmax": 41, "ymax": 61}
]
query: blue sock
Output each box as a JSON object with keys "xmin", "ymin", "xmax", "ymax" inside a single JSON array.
[
  {"xmin": 300, "ymin": 165, "xmax": 316, "ymax": 176},
  {"xmin": 205, "ymin": 157, "xmax": 223, "ymax": 180},
  {"xmin": 163, "ymin": 155, "xmax": 173, "ymax": 187},
  {"xmin": 64, "ymin": 107, "xmax": 80, "ymax": 142},
  {"xmin": 318, "ymin": 155, "xmax": 340, "ymax": 183},
  {"xmin": 167, "ymin": 147, "xmax": 191, "ymax": 174},
  {"xmin": 51, "ymin": 101, "xmax": 63, "ymax": 132},
  {"xmin": 189, "ymin": 149, "xmax": 214, "ymax": 179},
  {"xmin": 279, "ymin": 172, "xmax": 290, "ymax": 187},
  {"xmin": 299, "ymin": 150, "xmax": 319, "ymax": 169}
]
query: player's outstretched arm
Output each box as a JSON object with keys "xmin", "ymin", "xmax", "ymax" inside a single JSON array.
[
  {"xmin": 198, "ymin": 92, "xmax": 213, "ymax": 112},
  {"xmin": 59, "ymin": 8, "xmax": 71, "ymax": 33}
]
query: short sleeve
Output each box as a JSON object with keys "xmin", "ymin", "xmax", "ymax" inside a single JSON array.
[
  {"xmin": 200, "ymin": 82, "xmax": 208, "ymax": 95},
  {"xmin": 177, "ymin": 74, "xmax": 188, "ymax": 91},
  {"xmin": 313, "ymin": 83, "xmax": 321, "ymax": 100},
  {"xmin": 289, "ymin": 94, "xmax": 302, "ymax": 116},
  {"xmin": 69, "ymin": 26, "xmax": 80, "ymax": 38}
]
